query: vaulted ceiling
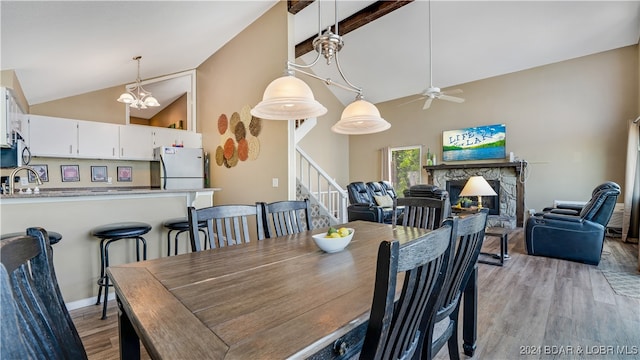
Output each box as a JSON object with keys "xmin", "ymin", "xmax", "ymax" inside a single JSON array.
[{"xmin": 2, "ymin": 1, "xmax": 639, "ymax": 110}]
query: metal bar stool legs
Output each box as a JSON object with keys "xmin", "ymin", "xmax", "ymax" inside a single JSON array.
[
  {"xmin": 91, "ymin": 222, "xmax": 151, "ymax": 320},
  {"xmin": 164, "ymin": 218, "xmax": 208, "ymax": 256},
  {"xmin": 96, "ymin": 236, "xmax": 147, "ymax": 319}
]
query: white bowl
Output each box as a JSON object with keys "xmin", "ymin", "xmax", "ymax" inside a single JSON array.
[{"xmin": 312, "ymin": 228, "xmax": 354, "ymax": 253}]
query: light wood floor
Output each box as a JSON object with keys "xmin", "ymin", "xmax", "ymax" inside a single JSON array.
[{"xmin": 70, "ymin": 229, "xmax": 640, "ymax": 359}]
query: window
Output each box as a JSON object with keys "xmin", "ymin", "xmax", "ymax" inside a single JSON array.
[{"xmin": 388, "ymin": 146, "xmax": 422, "ymax": 197}]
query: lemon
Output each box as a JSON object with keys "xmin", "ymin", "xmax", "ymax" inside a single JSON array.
[
  {"xmin": 328, "ymin": 232, "xmax": 342, "ymax": 238},
  {"xmin": 338, "ymin": 227, "xmax": 350, "ymax": 237}
]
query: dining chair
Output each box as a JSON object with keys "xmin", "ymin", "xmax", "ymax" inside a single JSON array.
[
  {"xmin": 359, "ymin": 221, "xmax": 454, "ymax": 360},
  {"xmin": 0, "ymin": 227, "xmax": 87, "ymax": 359},
  {"xmin": 260, "ymin": 199, "xmax": 312, "ymax": 238},
  {"xmin": 423, "ymin": 209, "xmax": 489, "ymax": 360},
  {"xmin": 392, "ymin": 196, "xmax": 447, "ymax": 230},
  {"xmin": 187, "ymin": 204, "xmax": 265, "ymax": 251}
]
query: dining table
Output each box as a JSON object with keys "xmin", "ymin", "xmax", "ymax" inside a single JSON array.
[{"xmin": 107, "ymin": 220, "xmax": 478, "ymax": 359}]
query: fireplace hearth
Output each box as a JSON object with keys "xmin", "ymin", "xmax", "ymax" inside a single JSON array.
[{"xmin": 447, "ymin": 179, "xmax": 500, "ymax": 215}]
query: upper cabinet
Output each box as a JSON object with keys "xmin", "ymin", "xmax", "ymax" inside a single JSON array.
[
  {"xmin": 119, "ymin": 125, "xmax": 154, "ymax": 160},
  {"xmin": 27, "ymin": 115, "xmax": 119, "ymax": 159},
  {"xmin": 23, "ymin": 115, "xmax": 201, "ymax": 160},
  {"xmin": 152, "ymin": 127, "xmax": 202, "ymax": 148},
  {"xmin": 1, "ymin": 87, "xmax": 25, "ymax": 148},
  {"xmin": 77, "ymin": 120, "xmax": 119, "ymax": 159},
  {"xmin": 26, "ymin": 115, "xmax": 79, "ymax": 157}
]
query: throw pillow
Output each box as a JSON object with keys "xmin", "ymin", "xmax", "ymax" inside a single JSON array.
[{"xmin": 373, "ymin": 194, "xmax": 394, "ymax": 207}]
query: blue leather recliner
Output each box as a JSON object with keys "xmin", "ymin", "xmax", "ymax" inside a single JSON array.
[{"xmin": 525, "ymin": 182, "xmax": 620, "ymax": 265}]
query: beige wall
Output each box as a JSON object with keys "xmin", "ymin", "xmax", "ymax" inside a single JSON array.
[
  {"xmin": 149, "ymin": 93, "xmax": 187, "ymax": 128},
  {"xmin": 0, "ymin": 158, "xmax": 150, "ymax": 189},
  {"xmin": 296, "ymin": 64, "xmax": 350, "ymax": 188},
  {"xmin": 30, "ymin": 84, "xmax": 126, "ymax": 124},
  {"xmin": 197, "ymin": 1, "xmax": 289, "ymax": 205},
  {"xmin": 1, "ymin": 70, "xmax": 29, "ymax": 112},
  {"xmin": 355, "ymin": 45, "xmax": 638, "ymax": 213}
]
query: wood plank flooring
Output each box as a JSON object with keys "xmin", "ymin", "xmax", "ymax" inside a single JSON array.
[{"xmin": 70, "ymin": 229, "xmax": 640, "ymax": 359}]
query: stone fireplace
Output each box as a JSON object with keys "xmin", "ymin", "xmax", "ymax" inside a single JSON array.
[
  {"xmin": 446, "ymin": 179, "xmax": 500, "ymax": 216},
  {"xmin": 424, "ymin": 162, "xmax": 527, "ymax": 228}
]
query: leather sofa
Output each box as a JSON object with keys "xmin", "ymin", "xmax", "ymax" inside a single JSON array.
[
  {"xmin": 346, "ymin": 181, "xmax": 401, "ymax": 224},
  {"xmin": 525, "ymin": 182, "xmax": 620, "ymax": 265}
]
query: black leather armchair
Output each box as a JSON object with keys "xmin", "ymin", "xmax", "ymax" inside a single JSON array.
[
  {"xmin": 404, "ymin": 184, "xmax": 452, "ymax": 218},
  {"xmin": 540, "ymin": 181, "xmax": 621, "ymax": 216},
  {"xmin": 525, "ymin": 182, "xmax": 620, "ymax": 265},
  {"xmin": 346, "ymin": 182, "xmax": 398, "ymax": 224}
]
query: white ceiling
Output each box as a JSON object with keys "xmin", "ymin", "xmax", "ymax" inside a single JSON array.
[{"xmin": 2, "ymin": 1, "xmax": 639, "ymax": 111}]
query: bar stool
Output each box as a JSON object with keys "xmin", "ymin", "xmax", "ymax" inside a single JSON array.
[
  {"xmin": 163, "ymin": 217, "xmax": 208, "ymax": 255},
  {"xmin": 90, "ymin": 221, "xmax": 151, "ymax": 319}
]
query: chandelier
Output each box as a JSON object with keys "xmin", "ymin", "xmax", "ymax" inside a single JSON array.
[
  {"xmin": 251, "ymin": 1, "xmax": 390, "ymax": 135},
  {"xmin": 117, "ymin": 56, "xmax": 160, "ymax": 109}
]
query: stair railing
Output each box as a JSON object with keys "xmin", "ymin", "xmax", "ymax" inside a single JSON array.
[{"xmin": 296, "ymin": 146, "xmax": 348, "ymax": 223}]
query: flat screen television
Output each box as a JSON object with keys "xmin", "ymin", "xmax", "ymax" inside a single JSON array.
[{"xmin": 442, "ymin": 124, "xmax": 506, "ymax": 162}]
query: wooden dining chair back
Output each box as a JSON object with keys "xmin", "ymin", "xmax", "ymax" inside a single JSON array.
[
  {"xmin": 392, "ymin": 196, "xmax": 447, "ymax": 230},
  {"xmin": 0, "ymin": 227, "xmax": 87, "ymax": 359},
  {"xmin": 188, "ymin": 204, "xmax": 265, "ymax": 251},
  {"xmin": 359, "ymin": 222, "xmax": 454, "ymax": 360},
  {"xmin": 260, "ymin": 199, "xmax": 312, "ymax": 238},
  {"xmin": 424, "ymin": 209, "xmax": 488, "ymax": 360}
]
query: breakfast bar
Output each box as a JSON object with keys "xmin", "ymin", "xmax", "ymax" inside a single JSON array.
[{"xmin": 1, "ymin": 187, "xmax": 219, "ymax": 304}]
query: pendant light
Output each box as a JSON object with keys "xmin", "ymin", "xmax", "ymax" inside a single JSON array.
[
  {"xmin": 251, "ymin": 1, "xmax": 390, "ymax": 135},
  {"xmin": 117, "ymin": 56, "xmax": 160, "ymax": 109}
]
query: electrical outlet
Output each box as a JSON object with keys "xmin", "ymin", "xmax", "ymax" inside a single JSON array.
[
  {"xmin": 528, "ymin": 209, "xmax": 536, "ymax": 216},
  {"xmin": 20, "ymin": 177, "xmax": 28, "ymax": 186},
  {"xmin": 272, "ymin": 178, "xmax": 279, "ymax": 188}
]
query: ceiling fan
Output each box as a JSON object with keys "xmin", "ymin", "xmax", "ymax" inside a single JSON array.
[{"xmin": 408, "ymin": 0, "xmax": 465, "ymax": 110}]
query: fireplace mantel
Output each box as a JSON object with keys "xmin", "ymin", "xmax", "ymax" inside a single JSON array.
[
  {"xmin": 423, "ymin": 161, "xmax": 527, "ymax": 227},
  {"xmin": 424, "ymin": 161, "xmax": 526, "ymax": 177}
]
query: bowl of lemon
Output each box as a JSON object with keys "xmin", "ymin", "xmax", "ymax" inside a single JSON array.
[{"xmin": 312, "ymin": 227, "xmax": 354, "ymax": 253}]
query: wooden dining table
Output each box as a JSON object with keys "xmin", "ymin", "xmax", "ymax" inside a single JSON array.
[{"xmin": 107, "ymin": 220, "xmax": 478, "ymax": 359}]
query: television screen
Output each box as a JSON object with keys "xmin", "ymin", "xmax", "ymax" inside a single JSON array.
[{"xmin": 442, "ymin": 124, "xmax": 506, "ymax": 161}]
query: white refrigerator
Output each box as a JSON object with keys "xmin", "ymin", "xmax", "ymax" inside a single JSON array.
[{"xmin": 151, "ymin": 146, "xmax": 204, "ymax": 189}]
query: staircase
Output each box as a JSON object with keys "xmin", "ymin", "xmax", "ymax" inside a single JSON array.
[{"xmin": 294, "ymin": 121, "xmax": 348, "ymax": 227}]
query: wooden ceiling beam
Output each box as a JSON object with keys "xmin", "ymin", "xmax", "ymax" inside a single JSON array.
[
  {"xmin": 294, "ymin": 0, "xmax": 413, "ymax": 59},
  {"xmin": 287, "ymin": 1, "xmax": 315, "ymax": 15}
]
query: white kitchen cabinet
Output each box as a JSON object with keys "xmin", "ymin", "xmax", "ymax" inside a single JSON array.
[
  {"xmin": 27, "ymin": 115, "xmax": 78, "ymax": 157},
  {"xmin": 153, "ymin": 127, "xmax": 202, "ymax": 148},
  {"xmin": 24, "ymin": 115, "xmax": 202, "ymax": 160},
  {"xmin": 27, "ymin": 115, "xmax": 120, "ymax": 159},
  {"xmin": 1, "ymin": 87, "xmax": 26, "ymax": 148},
  {"xmin": 119, "ymin": 125, "xmax": 154, "ymax": 160},
  {"xmin": 77, "ymin": 120, "xmax": 119, "ymax": 159}
]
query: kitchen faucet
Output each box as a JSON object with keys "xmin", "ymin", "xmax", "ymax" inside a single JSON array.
[{"xmin": 7, "ymin": 166, "xmax": 42, "ymax": 194}]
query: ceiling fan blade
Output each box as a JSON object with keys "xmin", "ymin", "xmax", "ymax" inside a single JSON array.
[
  {"xmin": 439, "ymin": 95, "xmax": 465, "ymax": 103},
  {"xmin": 423, "ymin": 97, "xmax": 433, "ymax": 110},
  {"xmin": 398, "ymin": 96, "xmax": 426, "ymax": 107},
  {"xmin": 442, "ymin": 88, "xmax": 463, "ymax": 95}
]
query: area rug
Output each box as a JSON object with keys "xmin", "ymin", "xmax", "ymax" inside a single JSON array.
[
  {"xmin": 598, "ymin": 237, "xmax": 640, "ymax": 298},
  {"xmin": 600, "ymin": 268, "xmax": 640, "ymax": 298}
]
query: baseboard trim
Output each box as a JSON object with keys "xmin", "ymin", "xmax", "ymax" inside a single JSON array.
[{"xmin": 66, "ymin": 293, "xmax": 115, "ymax": 311}]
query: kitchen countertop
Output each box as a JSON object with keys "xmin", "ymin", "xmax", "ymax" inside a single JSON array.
[{"xmin": 1, "ymin": 187, "xmax": 220, "ymax": 199}]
